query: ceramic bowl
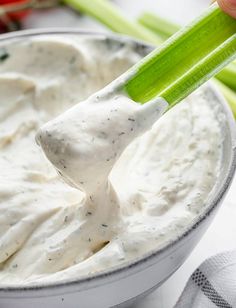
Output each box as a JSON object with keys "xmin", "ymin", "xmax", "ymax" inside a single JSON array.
[{"xmin": 0, "ymin": 29, "xmax": 235, "ymax": 308}]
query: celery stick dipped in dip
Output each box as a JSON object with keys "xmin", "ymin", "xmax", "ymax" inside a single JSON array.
[{"xmin": 0, "ymin": 36, "xmax": 223, "ymax": 285}]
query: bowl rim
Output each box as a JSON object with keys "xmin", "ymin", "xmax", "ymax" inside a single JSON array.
[{"xmin": 0, "ymin": 28, "xmax": 235, "ymax": 294}]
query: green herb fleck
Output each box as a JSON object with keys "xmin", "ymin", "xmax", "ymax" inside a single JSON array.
[{"xmin": 0, "ymin": 48, "xmax": 9, "ymax": 62}]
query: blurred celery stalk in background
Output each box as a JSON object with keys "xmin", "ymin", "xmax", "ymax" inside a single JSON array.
[
  {"xmin": 64, "ymin": 0, "xmax": 162, "ymax": 45},
  {"xmin": 138, "ymin": 12, "xmax": 179, "ymax": 40},
  {"xmin": 216, "ymin": 62, "xmax": 236, "ymax": 91},
  {"xmin": 214, "ymin": 79, "xmax": 236, "ymax": 116},
  {"xmin": 138, "ymin": 11, "xmax": 179, "ymax": 38},
  {"xmin": 64, "ymin": 0, "xmax": 236, "ymax": 118}
]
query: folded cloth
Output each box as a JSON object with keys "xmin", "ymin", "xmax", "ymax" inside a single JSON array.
[{"xmin": 174, "ymin": 250, "xmax": 236, "ymax": 308}]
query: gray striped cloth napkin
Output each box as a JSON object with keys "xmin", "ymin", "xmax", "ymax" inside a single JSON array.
[{"xmin": 174, "ymin": 250, "xmax": 236, "ymax": 308}]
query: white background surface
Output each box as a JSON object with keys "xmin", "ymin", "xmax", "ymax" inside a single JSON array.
[{"xmin": 22, "ymin": 1, "xmax": 236, "ymax": 307}]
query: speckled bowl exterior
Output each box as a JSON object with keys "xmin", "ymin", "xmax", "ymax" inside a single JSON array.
[{"xmin": 0, "ymin": 29, "xmax": 235, "ymax": 308}]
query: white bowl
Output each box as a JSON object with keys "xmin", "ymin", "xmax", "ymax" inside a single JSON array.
[{"xmin": 0, "ymin": 29, "xmax": 235, "ymax": 308}]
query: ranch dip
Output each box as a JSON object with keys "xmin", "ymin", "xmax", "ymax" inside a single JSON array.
[{"xmin": 0, "ymin": 35, "xmax": 223, "ymax": 285}]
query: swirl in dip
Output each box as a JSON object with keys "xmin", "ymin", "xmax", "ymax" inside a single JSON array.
[{"xmin": 0, "ymin": 35, "xmax": 223, "ymax": 285}]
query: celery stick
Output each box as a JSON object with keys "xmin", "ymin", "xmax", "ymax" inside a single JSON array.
[
  {"xmin": 123, "ymin": 4, "xmax": 236, "ymax": 107},
  {"xmin": 138, "ymin": 12, "xmax": 179, "ymax": 40},
  {"xmin": 214, "ymin": 79, "xmax": 236, "ymax": 117},
  {"xmin": 63, "ymin": 0, "xmax": 236, "ymax": 108},
  {"xmin": 139, "ymin": 11, "xmax": 236, "ymax": 95},
  {"xmin": 63, "ymin": 0, "xmax": 162, "ymax": 45},
  {"xmin": 63, "ymin": 0, "xmax": 236, "ymax": 115},
  {"xmin": 138, "ymin": 10, "xmax": 236, "ymax": 114},
  {"xmin": 216, "ymin": 62, "xmax": 236, "ymax": 91}
]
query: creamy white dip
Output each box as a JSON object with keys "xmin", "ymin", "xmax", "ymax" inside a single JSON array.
[{"xmin": 0, "ymin": 35, "xmax": 223, "ymax": 285}]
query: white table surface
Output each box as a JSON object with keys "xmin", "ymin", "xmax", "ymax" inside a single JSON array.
[{"xmin": 22, "ymin": 1, "xmax": 236, "ymax": 307}]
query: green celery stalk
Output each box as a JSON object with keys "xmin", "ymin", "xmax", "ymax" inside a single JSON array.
[
  {"xmin": 216, "ymin": 62, "xmax": 236, "ymax": 91},
  {"xmin": 123, "ymin": 4, "xmax": 236, "ymax": 106},
  {"xmin": 137, "ymin": 10, "xmax": 236, "ymax": 117},
  {"xmin": 63, "ymin": 0, "xmax": 162, "ymax": 45},
  {"xmin": 214, "ymin": 80, "xmax": 236, "ymax": 117},
  {"xmin": 63, "ymin": 0, "xmax": 236, "ymax": 102},
  {"xmin": 138, "ymin": 10, "xmax": 236, "ymax": 92},
  {"xmin": 138, "ymin": 12, "xmax": 179, "ymax": 40}
]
